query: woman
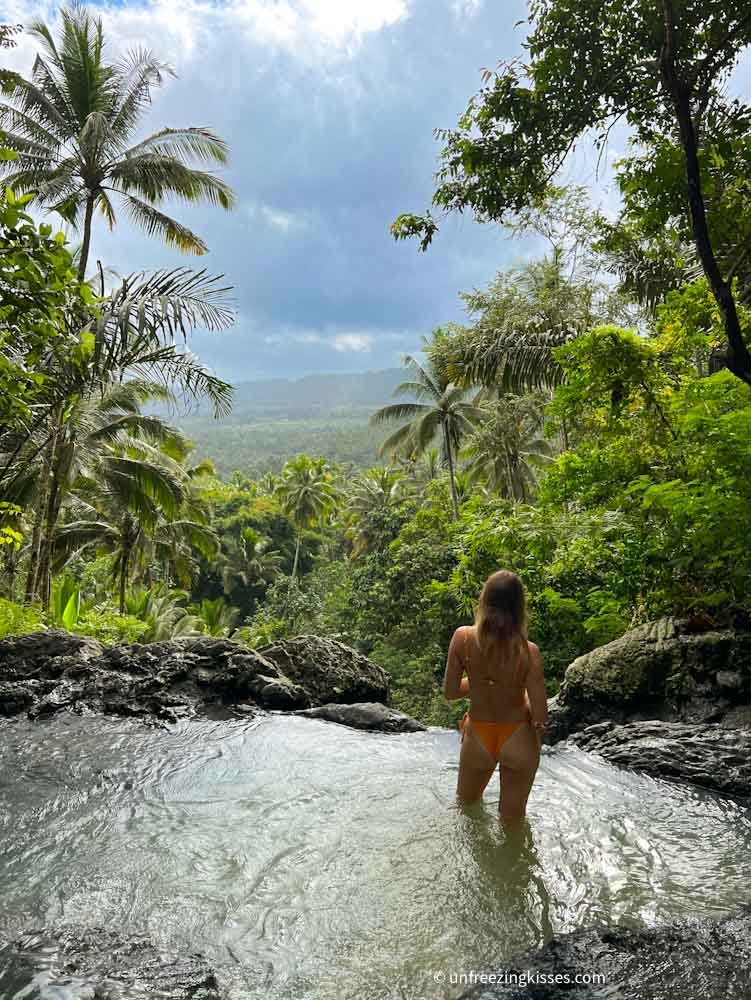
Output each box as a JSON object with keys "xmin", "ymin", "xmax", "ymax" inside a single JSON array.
[{"xmin": 443, "ymin": 570, "xmax": 547, "ymax": 823}]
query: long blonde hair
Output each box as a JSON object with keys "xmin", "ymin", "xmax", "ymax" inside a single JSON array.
[{"xmin": 474, "ymin": 570, "xmax": 529, "ymax": 681}]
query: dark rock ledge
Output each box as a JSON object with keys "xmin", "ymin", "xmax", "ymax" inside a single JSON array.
[
  {"xmin": 1, "ymin": 926, "xmax": 222, "ymax": 1000},
  {"xmin": 5, "ymin": 909, "xmax": 750, "ymax": 1000},
  {"xmin": 569, "ymin": 720, "xmax": 751, "ymax": 799},
  {"xmin": 0, "ymin": 629, "xmax": 426, "ymax": 733},
  {"xmin": 297, "ymin": 701, "xmax": 427, "ymax": 733},
  {"xmin": 543, "ymin": 617, "xmax": 751, "ymax": 799},
  {"xmin": 459, "ymin": 907, "xmax": 751, "ymax": 1000}
]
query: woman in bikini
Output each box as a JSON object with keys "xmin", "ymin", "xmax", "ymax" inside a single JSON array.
[{"xmin": 443, "ymin": 569, "xmax": 547, "ymax": 823}]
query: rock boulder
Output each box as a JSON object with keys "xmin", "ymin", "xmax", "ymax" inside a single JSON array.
[
  {"xmin": 2, "ymin": 926, "xmax": 222, "ymax": 1000},
  {"xmin": 297, "ymin": 701, "xmax": 426, "ymax": 733},
  {"xmin": 546, "ymin": 617, "xmax": 751, "ymax": 743},
  {"xmin": 458, "ymin": 907, "xmax": 751, "ymax": 999},
  {"xmin": 260, "ymin": 635, "xmax": 389, "ymax": 706},
  {"xmin": 569, "ymin": 720, "xmax": 751, "ymax": 798},
  {"xmin": 0, "ymin": 629, "xmax": 390, "ymax": 724}
]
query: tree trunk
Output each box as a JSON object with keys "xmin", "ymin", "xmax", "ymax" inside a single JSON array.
[
  {"xmin": 443, "ymin": 421, "xmax": 459, "ymax": 519},
  {"xmin": 24, "ymin": 419, "xmax": 60, "ymax": 603},
  {"xmin": 119, "ymin": 545, "xmax": 130, "ymax": 615},
  {"xmin": 291, "ymin": 531, "xmax": 301, "ymax": 581},
  {"xmin": 660, "ymin": 0, "xmax": 751, "ymax": 384},
  {"xmin": 37, "ymin": 469, "xmax": 62, "ymax": 611},
  {"xmin": 77, "ymin": 192, "xmax": 95, "ymax": 283}
]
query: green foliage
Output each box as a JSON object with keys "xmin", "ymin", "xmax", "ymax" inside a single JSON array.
[
  {"xmin": 0, "ymin": 595, "xmax": 148, "ymax": 643},
  {"xmin": 0, "ymin": 598, "xmax": 45, "ymax": 638},
  {"xmin": 0, "ymin": 185, "xmax": 89, "ymax": 429},
  {"xmin": 191, "ymin": 596, "xmax": 240, "ymax": 637}
]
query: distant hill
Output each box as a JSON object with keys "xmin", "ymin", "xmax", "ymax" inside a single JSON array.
[
  {"xmin": 176, "ymin": 368, "xmax": 405, "ymax": 477},
  {"xmin": 179, "ymin": 368, "xmax": 405, "ymax": 424}
]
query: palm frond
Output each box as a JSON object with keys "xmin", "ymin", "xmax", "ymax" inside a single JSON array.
[
  {"xmin": 121, "ymin": 126, "xmax": 230, "ymax": 165},
  {"xmin": 120, "ymin": 192, "xmax": 207, "ymax": 254},
  {"xmin": 109, "ymin": 49, "xmax": 171, "ymax": 142},
  {"xmin": 370, "ymin": 402, "xmax": 429, "ymax": 425},
  {"xmin": 111, "ymin": 154, "xmax": 234, "ymax": 209},
  {"xmin": 377, "ymin": 422, "xmax": 418, "ymax": 457}
]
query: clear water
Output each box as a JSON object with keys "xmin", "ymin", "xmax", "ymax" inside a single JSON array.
[{"xmin": 1, "ymin": 713, "xmax": 750, "ymax": 999}]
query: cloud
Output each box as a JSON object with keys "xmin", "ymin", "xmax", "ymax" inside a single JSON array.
[
  {"xmin": 332, "ymin": 333, "xmax": 373, "ymax": 352},
  {"xmin": 242, "ymin": 201, "xmax": 308, "ymax": 234},
  {"xmin": 3, "ymin": 0, "xmax": 535, "ymax": 380}
]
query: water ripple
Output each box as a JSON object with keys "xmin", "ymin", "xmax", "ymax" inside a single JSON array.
[{"xmin": 1, "ymin": 713, "xmax": 750, "ymax": 999}]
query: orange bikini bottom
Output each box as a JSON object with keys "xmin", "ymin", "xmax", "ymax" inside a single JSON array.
[{"xmin": 460, "ymin": 713, "xmax": 525, "ymax": 760}]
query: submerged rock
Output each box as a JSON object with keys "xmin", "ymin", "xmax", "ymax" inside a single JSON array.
[
  {"xmin": 568, "ymin": 720, "xmax": 751, "ymax": 798},
  {"xmin": 459, "ymin": 907, "xmax": 751, "ymax": 999},
  {"xmin": 297, "ymin": 701, "xmax": 426, "ymax": 733},
  {"xmin": 0, "ymin": 629, "xmax": 389, "ymax": 724},
  {"xmin": 2, "ymin": 926, "xmax": 222, "ymax": 999},
  {"xmin": 546, "ymin": 617, "xmax": 751, "ymax": 743}
]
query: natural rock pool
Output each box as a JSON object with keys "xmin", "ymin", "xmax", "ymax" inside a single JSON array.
[{"xmin": 1, "ymin": 713, "xmax": 750, "ymax": 999}]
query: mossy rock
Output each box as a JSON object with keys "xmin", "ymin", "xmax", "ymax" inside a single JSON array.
[{"xmin": 562, "ymin": 618, "xmax": 679, "ymax": 707}]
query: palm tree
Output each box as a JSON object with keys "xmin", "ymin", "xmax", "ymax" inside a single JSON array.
[
  {"xmin": 0, "ymin": 264, "xmax": 234, "ymax": 606},
  {"xmin": 52, "ymin": 442, "xmax": 217, "ymax": 613},
  {"xmin": 463, "ymin": 393, "xmax": 553, "ymax": 502},
  {"xmin": 427, "ymin": 255, "xmax": 616, "ymax": 393},
  {"xmin": 346, "ymin": 467, "xmax": 404, "ymax": 556},
  {"xmin": 0, "ymin": 3, "xmax": 234, "ymax": 280},
  {"xmin": 124, "ymin": 585, "xmax": 201, "ymax": 641},
  {"xmin": 371, "ymin": 354, "xmax": 482, "ymax": 518},
  {"xmin": 8, "ymin": 378, "xmax": 182, "ymax": 605},
  {"xmin": 221, "ymin": 527, "xmax": 282, "ymax": 597},
  {"xmin": 275, "ymin": 456, "xmax": 338, "ymax": 581},
  {"xmin": 191, "ymin": 596, "xmax": 240, "ymax": 637}
]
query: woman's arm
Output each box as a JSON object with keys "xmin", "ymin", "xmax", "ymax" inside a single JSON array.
[
  {"xmin": 443, "ymin": 627, "xmax": 468, "ymax": 701},
  {"xmin": 525, "ymin": 643, "xmax": 548, "ymax": 731}
]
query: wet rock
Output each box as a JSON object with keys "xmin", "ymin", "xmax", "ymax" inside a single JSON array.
[
  {"xmin": 568, "ymin": 720, "xmax": 751, "ymax": 798},
  {"xmin": 0, "ymin": 630, "xmax": 388, "ymax": 724},
  {"xmin": 257, "ymin": 676, "xmax": 310, "ymax": 710},
  {"xmin": 545, "ymin": 617, "xmax": 751, "ymax": 743},
  {"xmin": 459, "ymin": 907, "xmax": 751, "ymax": 999},
  {"xmin": 3, "ymin": 925, "xmax": 223, "ymax": 999},
  {"xmin": 298, "ymin": 701, "xmax": 426, "ymax": 733},
  {"xmin": 260, "ymin": 635, "xmax": 389, "ymax": 705}
]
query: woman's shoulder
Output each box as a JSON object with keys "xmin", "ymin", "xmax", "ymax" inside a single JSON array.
[
  {"xmin": 458, "ymin": 624, "xmax": 477, "ymax": 644},
  {"xmin": 450, "ymin": 624, "xmax": 475, "ymax": 650},
  {"xmin": 524, "ymin": 640, "xmax": 542, "ymax": 669}
]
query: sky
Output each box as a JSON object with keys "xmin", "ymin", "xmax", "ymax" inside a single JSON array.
[
  {"xmin": 2, "ymin": 0, "xmax": 749, "ymax": 384},
  {"xmin": 0, "ymin": 0, "xmax": 563, "ymax": 381}
]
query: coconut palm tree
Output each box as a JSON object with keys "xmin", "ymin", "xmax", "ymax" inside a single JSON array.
[
  {"xmin": 221, "ymin": 527, "xmax": 282, "ymax": 597},
  {"xmin": 275, "ymin": 456, "xmax": 338, "ymax": 581},
  {"xmin": 6, "ymin": 377, "xmax": 184, "ymax": 605},
  {"xmin": 0, "ymin": 262, "xmax": 234, "ymax": 606},
  {"xmin": 52, "ymin": 451, "xmax": 217, "ymax": 613},
  {"xmin": 346, "ymin": 467, "xmax": 404, "ymax": 556},
  {"xmin": 0, "ymin": 3, "xmax": 234, "ymax": 280},
  {"xmin": 463, "ymin": 393, "xmax": 553, "ymax": 502},
  {"xmin": 426, "ymin": 255, "xmax": 613, "ymax": 393},
  {"xmin": 371, "ymin": 355, "xmax": 482, "ymax": 518}
]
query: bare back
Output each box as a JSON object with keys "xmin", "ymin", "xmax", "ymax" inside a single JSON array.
[{"xmin": 462, "ymin": 625, "xmax": 529, "ymax": 723}]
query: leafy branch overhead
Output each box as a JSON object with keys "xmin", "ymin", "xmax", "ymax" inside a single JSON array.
[{"xmin": 394, "ymin": 1, "xmax": 751, "ymax": 383}]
